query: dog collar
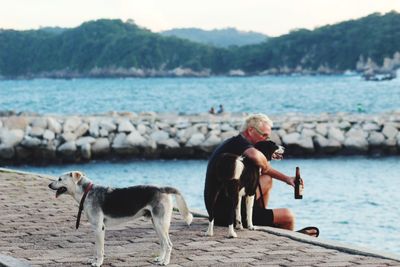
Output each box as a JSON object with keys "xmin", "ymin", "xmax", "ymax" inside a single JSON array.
[{"xmin": 76, "ymin": 182, "xmax": 93, "ymax": 229}]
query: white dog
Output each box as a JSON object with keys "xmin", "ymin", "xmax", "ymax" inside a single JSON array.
[{"xmin": 49, "ymin": 171, "xmax": 193, "ymax": 266}]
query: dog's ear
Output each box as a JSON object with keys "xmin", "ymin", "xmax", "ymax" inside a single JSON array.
[{"xmin": 71, "ymin": 171, "xmax": 83, "ymax": 184}]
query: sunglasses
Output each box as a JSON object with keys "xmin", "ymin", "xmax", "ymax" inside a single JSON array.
[{"xmin": 253, "ymin": 126, "xmax": 270, "ymax": 140}]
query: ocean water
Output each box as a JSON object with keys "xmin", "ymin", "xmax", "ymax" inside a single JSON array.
[
  {"xmin": 0, "ymin": 75, "xmax": 399, "ymax": 115},
  {"xmin": 12, "ymin": 157, "xmax": 400, "ymax": 256}
]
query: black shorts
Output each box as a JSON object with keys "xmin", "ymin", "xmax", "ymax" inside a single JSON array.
[{"xmin": 213, "ymin": 195, "xmax": 274, "ymax": 227}]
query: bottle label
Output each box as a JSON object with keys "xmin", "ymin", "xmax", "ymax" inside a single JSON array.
[{"xmin": 299, "ymin": 184, "xmax": 304, "ymax": 196}]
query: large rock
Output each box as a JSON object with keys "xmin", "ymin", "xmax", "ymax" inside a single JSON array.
[
  {"xmin": 61, "ymin": 132, "xmax": 77, "ymax": 142},
  {"xmin": 0, "ymin": 129, "xmax": 24, "ymax": 147},
  {"xmin": 220, "ymin": 123, "xmax": 234, "ymax": 132},
  {"xmin": 382, "ymin": 124, "xmax": 398, "ymax": 139},
  {"xmin": 137, "ymin": 124, "xmax": 147, "ymax": 135},
  {"xmin": 200, "ymin": 134, "xmax": 221, "ymax": 152},
  {"xmin": 80, "ymin": 143, "xmax": 91, "ymax": 160},
  {"xmin": 269, "ymin": 131, "xmax": 282, "ymax": 145},
  {"xmin": 158, "ymin": 138, "xmax": 180, "ymax": 149},
  {"xmin": 57, "ymin": 141, "xmax": 77, "ymax": 156},
  {"xmin": 75, "ymin": 123, "xmax": 89, "ymax": 138},
  {"xmin": 29, "ymin": 126, "xmax": 45, "ymax": 137},
  {"xmin": 99, "ymin": 120, "xmax": 117, "ymax": 132},
  {"xmin": 344, "ymin": 136, "xmax": 368, "ymax": 151},
  {"xmin": 328, "ymin": 127, "xmax": 345, "ymax": 142},
  {"xmin": 31, "ymin": 118, "xmax": 48, "ymax": 129},
  {"xmin": 118, "ymin": 120, "xmax": 135, "ymax": 132},
  {"xmin": 111, "ymin": 133, "xmax": 127, "ymax": 148},
  {"xmin": 316, "ymin": 123, "xmax": 328, "ymax": 136},
  {"xmin": 368, "ymin": 131, "xmax": 385, "ymax": 146},
  {"xmin": 362, "ymin": 122, "xmax": 380, "ymax": 131},
  {"xmin": 220, "ymin": 131, "xmax": 237, "ymax": 141},
  {"xmin": 298, "ymin": 136, "xmax": 315, "ymax": 151},
  {"xmin": 91, "ymin": 138, "xmax": 110, "ymax": 155},
  {"xmin": 21, "ymin": 136, "xmax": 42, "ymax": 148},
  {"xmin": 89, "ymin": 120, "xmax": 100, "ymax": 137},
  {"xmin": 282, "ymin": 132, "xmax": 301, "ymax": 145},
  {"xmin": 301, "ymin": 128, "xmax": 316, "ymax": 137},
  {"xmin": 150, "ymin": 130, "xmax": 170, "ymax": 143},
  {"xmin": 346, "ymin": 127, "xmax": 367, "ymax": 139},
  {"xmin": 43, "ymin": 130, "xmax": 55, "ymax": 141},
  {"xmin": 47, "ymin": 117, "xmax": 62, "ymax": 134},
  {"xmin": 63, "ymin": 117, "xmax": 82, "ymax": 132},
  {"xmin": 2, "ymin": 116, "xmax": 29, "ymax": 130},
  {"xmin": 186, "ymin": 133, "xmax": 205, "ymax": 147},
  {"xmin": 125, "ymin": 131, "xmax": 147, "ymax": 147},
  {"xmin": 314, "ymin": 134, "xmax": 342, "ymax": 153},
  {"xmin": 76, "ymin": 136, "xmax": 96, "ymax": 147}
]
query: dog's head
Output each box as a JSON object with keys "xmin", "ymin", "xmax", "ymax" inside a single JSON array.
[
  {"xmin": 48, "ymin": 171, "xmax": 85, "ymax": 198},
  {"xmin": 254, "ymin": 140, "xmax": 285, "ymax": 161}
]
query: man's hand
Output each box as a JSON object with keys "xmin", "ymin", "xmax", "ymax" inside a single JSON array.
[{"xmin": 286, "ymin": 177, "xmax": 304, "ymax": 188}]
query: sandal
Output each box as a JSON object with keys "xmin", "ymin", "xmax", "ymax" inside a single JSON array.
[{"xmin": 296, "ymin": 226, "xmax": 319, "ymax": 237}]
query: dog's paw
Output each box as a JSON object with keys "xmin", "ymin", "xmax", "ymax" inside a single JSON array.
[
  {"xmin": 205, "ymin": 229, "xmax": 214, "ymax": 236},
  {"xmin": 235, "ymin": 221, "xmax": 243, "ymax": 230},
  {"xmin": 159, "ymin": 259, "xmax": 170, "ymax": 265},
  {"xmin": 88, "ymin": 258, "xmax": 103, "ymax": 267},
  {"xmin": 228, "ymin": 231, "xmax": 237, "ymax": 238},
  {"xmin": 247, "ymin": 224, "xmax": 256, "ymax": 230},
  {"xmin": 155, "ymin": 256, "xmax": 170, "ymax": 265}
]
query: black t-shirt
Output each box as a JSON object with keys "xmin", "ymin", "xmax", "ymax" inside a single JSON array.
[{"xmin": 206, "ymin": 134, "xmax": 252, "ymax": 177}]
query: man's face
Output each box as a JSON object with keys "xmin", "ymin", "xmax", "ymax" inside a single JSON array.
[{"xmin": 248, "ymin": 122, "xmax": 271, "ymax": 144}]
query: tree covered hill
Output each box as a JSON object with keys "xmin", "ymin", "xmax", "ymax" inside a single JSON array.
[
  {"xmin": 233, "ymin": 11, "xmax": 400, "ymax": 73},
  {"xmin": 160, "ymin": 27, "xmax": 268, "ymax": 47},
  {"xmin": 0, "ymin": 12, "xmax": 399, "ymax": 78}
]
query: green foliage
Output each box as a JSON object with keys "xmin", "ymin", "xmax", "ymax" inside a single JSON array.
[
  {"xmin": 0, "ymin": 12, "xmax": 399, "ymax": 78},
  {"xmin": 161, "ymin": 27, "xmax": 268, "ymax": 48},
  {"xmin": 236, "ymin": 11, "xmax": 400, "ymax": 72}
]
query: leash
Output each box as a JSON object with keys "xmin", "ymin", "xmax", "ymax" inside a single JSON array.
[
  {"xmin": 257, "ymin": 181, "xmax": 266, "ymax": 208},
  {"xmin": 76, "ymin": 182, "xmax": 93, "ymax": 229}
]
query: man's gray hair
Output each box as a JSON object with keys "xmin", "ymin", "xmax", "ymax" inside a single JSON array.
[{"xmin": 240, "ymin": 113, "xmax": 273, "ymax": 132}]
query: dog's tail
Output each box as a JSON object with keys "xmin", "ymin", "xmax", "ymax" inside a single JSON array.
[{"xmin": 161, "ymin": 187, "xmax": 193, "ymax": 226}]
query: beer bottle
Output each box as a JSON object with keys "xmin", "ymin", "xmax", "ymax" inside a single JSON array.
[{"xmin": 294, "ymin": 167, "xmax": 303, "ymax": 199}]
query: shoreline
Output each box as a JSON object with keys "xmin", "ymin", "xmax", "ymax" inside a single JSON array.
[{"xmin": 1, "ymin": 111, "xmax": 399, "ymax": 165}]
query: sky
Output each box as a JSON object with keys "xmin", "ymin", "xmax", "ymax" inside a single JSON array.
[{"xmin": 1, "ymin": 0, "xmax": 400, "ymax": 36}]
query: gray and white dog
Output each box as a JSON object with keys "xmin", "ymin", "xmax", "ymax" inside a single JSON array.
[{"xmin": 48, "ymin": 171, "xmax": 193, "ymax": 266}]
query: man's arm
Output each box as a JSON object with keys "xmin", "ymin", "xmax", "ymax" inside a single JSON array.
[
  {"xmin": 266, "ymin": 168, "xmax": 295, "ymax": 187},
  {"xmin": 243, "ymin": 147, "xmax": 270, "ymax": 174},
  {"xmin": 243, "ymin": 147, "xmax": 296, "ymax": 187}
]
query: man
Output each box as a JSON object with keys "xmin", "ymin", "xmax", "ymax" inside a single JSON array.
[{"xmin": 204, "ymin": 113, "xmax": 318, "ymax": 236}]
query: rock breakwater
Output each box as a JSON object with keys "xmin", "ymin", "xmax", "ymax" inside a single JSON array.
[{"xmin": 0, "ymin": 112, "xmax": 399, "ymax": 164}]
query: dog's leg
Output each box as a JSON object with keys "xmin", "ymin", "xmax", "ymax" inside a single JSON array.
[
  {"xmin": 228, "ymin": 197, "xmax": 237, "ymax": 238},
  {"xmin": 152, "ymin": 197, "xmax": 173, "ymax": 265},
  {"xmin": 205, "ymin": 188, "xmax": 221, "ymax": 237},
  {"xmin": 90, "ymin": 223, "xmax": 105, "ymax": 267},
  {"xmin": 227, "ymin": 182, "xmax": 238, "ymax": 238},
  {"xmin": 246, "ymin": 195, "xmax": 256, "ymax": 230},
  {"xmin": 205, "ymin": 219, "xmax": 214, "ymax": 236},
  {"xmin": 152, "ymin": 217, "xmax": 166, "ymax": 264},
  {"xmin": 235, "ymin": 195, "xmax": 243, "ymax": 230},
  {"xmin": 228, "ymin": 224, "xmax": 237, "ymax": 238}
]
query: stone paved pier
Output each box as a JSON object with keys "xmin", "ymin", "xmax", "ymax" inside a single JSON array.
[{"xmin": 1, "ymin": 169, "xmax": 399, "ymax": 267}]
